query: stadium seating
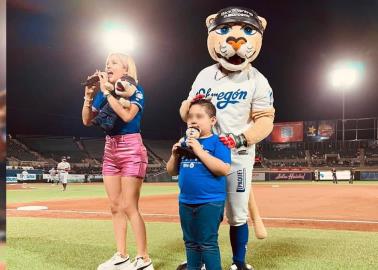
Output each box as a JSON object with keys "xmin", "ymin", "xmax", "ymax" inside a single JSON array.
[
  {"xmin": 17, "ymin": 136, "xmax": 88, "ymax": 163},
  {"xmin": 7, "ymin": 138, "xmax": 37, "ymax": 161}
]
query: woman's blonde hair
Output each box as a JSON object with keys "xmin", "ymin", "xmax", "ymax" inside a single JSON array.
[{"xmin": 105, "ymin": 53, "xmax": 138, "ymax": 82}]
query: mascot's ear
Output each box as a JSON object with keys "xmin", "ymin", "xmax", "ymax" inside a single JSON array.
[
  {"xmin": 258, "ymin": 16, "xmax": 267, "ymax": 31},
  {"xmin": 205, "ymin": 14, "xmax": 217, "ymax": 29}
]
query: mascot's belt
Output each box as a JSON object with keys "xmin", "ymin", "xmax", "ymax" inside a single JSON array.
[{"xmin": 208, "ymin": 6, "xmax": 264, "ymax": 34}]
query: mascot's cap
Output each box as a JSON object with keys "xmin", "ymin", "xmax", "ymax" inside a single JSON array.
[
  {"xmin": 115, "ymin": 74, "xmax": 138, "ymax": 92},
  {"xmin": 119, "ymin": 75, "xmax": 137, "ymax": 87},
  {"xmin": 208, "ymin": 6, "xmax": 264, "ymax": 34}
]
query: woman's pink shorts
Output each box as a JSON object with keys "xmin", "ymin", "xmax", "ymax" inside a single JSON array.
[{"xmin": 102, "ymin": 133, "xmax": 148, "ymax": 178}]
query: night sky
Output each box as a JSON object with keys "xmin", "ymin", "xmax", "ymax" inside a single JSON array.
[{"xmin": 6, "ymin": 0, "xmax": 378, "ymax": 139}]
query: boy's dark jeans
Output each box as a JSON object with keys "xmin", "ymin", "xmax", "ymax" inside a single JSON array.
[{"xmin": 179, "ymin": 201, "xmax": 225, "ymax": 270}]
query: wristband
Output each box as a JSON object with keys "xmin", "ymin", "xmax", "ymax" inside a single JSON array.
[
  {"xmin": 238, "ymin": 133, "xmax": 248, "ymax": 147},
  {"xmin": 103, "ymin": 91, "xmax": 111, "ymax": 98}
]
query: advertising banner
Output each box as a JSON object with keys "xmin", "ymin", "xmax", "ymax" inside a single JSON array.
[
  {"xmin": 16, "ymin": 173, "xmax": 37, "ymax": 181},
  {"xmin": 269, "ymin": 172, "xmax": 311, "ymax": 180},
  {"xmin": 360, "ymin": 172, "xmax": 378, "ymax": 180},
  {"xmin": 67, "ymin": 174, "xmax": 86, "ymax": 183},
  {"xmin": 252, "ymin": 172, "xmax": 265, "ymax": 181},
  {"xmin": 6, "ymin": 177, "xmax": 17, "ymax": 183},
  {"xmin": 270, "ymin": 122, "xmax": 303, "ymax": 143},
  {"xmin": 305, "ymin": 120, "xmax": 336, "ymax": 141},
  {"xmin": 319, "ymin": 170, "xmax": 351, "ymax": 180}
]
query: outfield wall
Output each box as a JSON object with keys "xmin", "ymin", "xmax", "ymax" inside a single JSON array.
[{"xmin": 6, "ymin": 169, "xmax": 378, "ymax": 183}]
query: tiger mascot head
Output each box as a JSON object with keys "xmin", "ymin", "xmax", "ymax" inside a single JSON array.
[{"xmin": 206, "ymin": 7, "xmax": 267, "ymax": 72}]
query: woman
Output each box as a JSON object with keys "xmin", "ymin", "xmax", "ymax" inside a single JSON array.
[{"xmin": 82, "ymin": 53, "xmax": 153, "ymax": 270}]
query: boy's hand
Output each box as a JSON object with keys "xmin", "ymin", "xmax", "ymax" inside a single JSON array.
[
  {"xmin": 186, "ymin": 137, "xmax": 203, "ymax": 155},
  {"xmin": 171, "ymin": 142, "xmax": 181, "ymax": 158}
]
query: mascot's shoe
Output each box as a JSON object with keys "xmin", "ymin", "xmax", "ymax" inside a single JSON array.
[
  {"xmin": 97, "ymin": 252, "xmax": 131, "ymax": 270},
  {"xmin": 127, "ymin": 257, "xmax": 154, "ymax": 270},
  {"xmin": 229, "ymin": 263, "xmax": 254, "ymax": 270},
  {"xmin": 252, "ymin": 218, "xmax": 268, "ymax": 239},
  {"xmin": 176, "ymin": 261, "xmax": 206, "ymax": 270}
]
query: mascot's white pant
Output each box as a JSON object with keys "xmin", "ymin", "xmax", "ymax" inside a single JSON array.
[{"xmin": 226, "ymin": 154, "xmax": 254, "ymax": 226}]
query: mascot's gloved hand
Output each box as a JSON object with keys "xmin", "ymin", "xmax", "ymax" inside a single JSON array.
[{"xmin": 220, "ymin": 133, "xmax": 248, "ymax": 149}]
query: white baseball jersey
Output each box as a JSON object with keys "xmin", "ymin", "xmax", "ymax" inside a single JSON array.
[
  {"xmin": 188, "ymin": 64, "xmax": 274, "ymax": 159},
  {"xmin": 57, "ymin": 161, "xmax": 70, "ymax": 172},
  {"xmin": 57, "ymin": 161, "xmax": 70, "ymax": 184}
]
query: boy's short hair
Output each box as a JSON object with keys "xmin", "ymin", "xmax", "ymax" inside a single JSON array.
[{"xmin": 189, "ymin": 99, "xmax": 216, "ymax": 118}]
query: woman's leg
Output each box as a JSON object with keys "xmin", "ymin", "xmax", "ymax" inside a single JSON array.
[
  {"xmin": 121, "ymin": 176, "xmax": 149, "ymax": 260},
  {"xmin": 103, "ymin": 175, "xmax": 128, "ymax": 256}
]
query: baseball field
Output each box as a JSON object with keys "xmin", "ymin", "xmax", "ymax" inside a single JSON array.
[{"xmin": 5, "ymin": 181, "xmax": 378, "ymax": 269}]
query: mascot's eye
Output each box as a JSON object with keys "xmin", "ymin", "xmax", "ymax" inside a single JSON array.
[
  {"xmin": 243, "ymin": 26, "xmax": 256, "ymax": 35},
  {"xmin": 216, "ymin": 26, "xmax": 230, "ymax": 35}
]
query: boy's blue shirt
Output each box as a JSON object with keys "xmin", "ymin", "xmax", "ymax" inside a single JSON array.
[{"xmin": 178, "ymin": 134, "xmax": 231, "ymax": 204}]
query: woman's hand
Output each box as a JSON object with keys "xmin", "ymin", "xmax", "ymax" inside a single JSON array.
[
  {"xmin": 98, "ymin": 71, "xmax": 111, "ymax": 94},
  {"xmin": 84, "ymin": 70, "xmax": 100, "ymax": 98}
]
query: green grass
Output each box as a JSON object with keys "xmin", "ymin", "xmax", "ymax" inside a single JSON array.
[
  {"xmin": 7, "ymin": 183, "xmax": 179, "ymax": 204},
  {"xmin": 6, "ymin": 217, "xmax": 378, "ymax": 270}
]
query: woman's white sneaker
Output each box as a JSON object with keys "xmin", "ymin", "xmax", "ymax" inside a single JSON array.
[
  {"xmin": 128, "ymin": 256, "xmax": 154, "ymax": 270},
  {"xmin": 97, "ymin": 252, "xmax": 132, "ymax": 270}
]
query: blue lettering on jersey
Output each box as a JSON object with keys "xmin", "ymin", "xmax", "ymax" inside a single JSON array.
[{"xmin": 196, "ymin": 88, "xmax": 247, "ymax": 109}]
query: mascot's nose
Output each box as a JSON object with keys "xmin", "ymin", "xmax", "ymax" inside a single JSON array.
[{"xmin": 227, "ymin": 39, "xmax": 246, "ymax": 51}]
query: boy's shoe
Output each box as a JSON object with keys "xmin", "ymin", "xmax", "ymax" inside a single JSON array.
[
  {"xmin": 97, "ymin": 252, "xmax": 131, "ymax": 270},
  {"xmin": 128, "ymin": 257, "xmax": 154, "ymax": 270},
  {"xmin": 176, "ymin": 261, "xmax": 206, "ymax": 270},
  {"xmin": 229, "ymin": 263, "xmax": 254, "ymax": 270}
]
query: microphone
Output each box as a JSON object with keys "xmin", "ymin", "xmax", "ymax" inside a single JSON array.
[{"xmin": 81, "ymin": 75, "xmax": 100, "ymax": 86}]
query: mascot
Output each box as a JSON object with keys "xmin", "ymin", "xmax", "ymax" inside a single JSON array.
[
  {"xmin": 178, "ymin": 7, "xmax": 275, "ymax": 270},
  {"xmin": 91, "ymin": 75, "xmax": 138, "ymax": 131}
]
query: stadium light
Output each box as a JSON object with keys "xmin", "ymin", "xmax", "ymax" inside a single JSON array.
[
  {"xmin": 329, "ymin": 61, "xmax": 364, "ymax": 89},
  {"xmin": 328, "ymin": 60, "xmax": 364, "ymax": 142},
  {"xmin": 101, "ymin": 21, "xmax": 136, "ymax": 53}
]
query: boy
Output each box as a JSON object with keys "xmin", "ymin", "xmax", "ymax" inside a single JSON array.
[{"xmin": 167, "ymin": 99, "xmax": 231, "ymax": 270}]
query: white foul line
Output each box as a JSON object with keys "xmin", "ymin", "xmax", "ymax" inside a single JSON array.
[{"xmin": 7, "ymin": 208, "xmax": 378, "ymax": 225}]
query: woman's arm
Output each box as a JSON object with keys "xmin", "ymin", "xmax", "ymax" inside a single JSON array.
[
  {"xmin": 98, "ymin": 72, "xmax": 139, "ymax": 123},
  {"xmin": 82, "ymin": 73, "xmax": 100, "ymax": 126},
  {"xmin": 106, "ymin": 95, "xmax": 139, "ymax": 123}
]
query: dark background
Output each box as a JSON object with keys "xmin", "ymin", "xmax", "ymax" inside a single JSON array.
[{"xmin": 7, "ymin": 0, "xmax": 378, "ymax": 139}]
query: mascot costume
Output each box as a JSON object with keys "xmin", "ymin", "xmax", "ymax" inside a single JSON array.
[{"xmin": 178, "ymin": 7, "xmax": 275, "ymax": 270}]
